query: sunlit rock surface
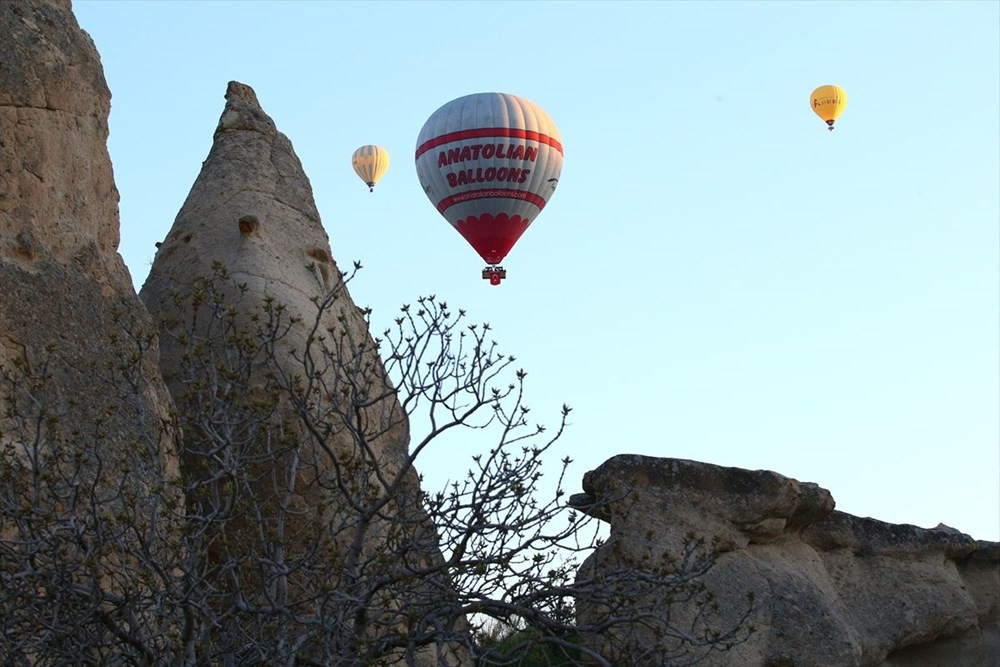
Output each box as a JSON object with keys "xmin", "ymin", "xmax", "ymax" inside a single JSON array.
[
  {"xmin": 139, "ymin": 79, "xmax": 413, "ymax": 532},
  {"xmin": 572, "ymin": 455, "xmax": 999, "ymax": 666},
  {"xmin": 0, "ymin": 0, "xmax": 180, "ymax": 532},
  {"xmin": 0, "ymin": 0, "xmax": 182, "ymax": 652},
  {"xmin": 139, "ymin": 81, "xmax": 468, "ymax": 665}
]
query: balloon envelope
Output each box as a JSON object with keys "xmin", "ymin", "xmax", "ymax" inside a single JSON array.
[
  {"xmin": 415, "ymin": 93, "xmax": 563, "ymax": 265},
  {"xmin": 352, "ymin": 145, "xmax": 390, "ymax": 191},
  {"xmin": 810, "ymin": 85, "xmax": 848, "ymax": 130}
]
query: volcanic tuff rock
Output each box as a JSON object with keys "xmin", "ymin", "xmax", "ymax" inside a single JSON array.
[
  {"xmin": 0, "ymin": 0, "xmax": 181, "ymax": 525},
  {"xmin": 139, "ymin": 79, "xmax": 413, "ymax": 516},
  {"xmin": 138, "ymin": 81, "xmax": 388, "ymax": 408},
  {"xmin": 0, "ymin": 0, "xmax": 182, "ymax": 655},
  {"xmin": 6, "ymin": 3, "xmax": 994, "ymax": 665},
  {"xmin": 139, "ymin": 81, "xmax": 468, "ymax": 665},
  {"xmin": 572, "ymin": 455, "xmax": 999, "ymax": 666}
]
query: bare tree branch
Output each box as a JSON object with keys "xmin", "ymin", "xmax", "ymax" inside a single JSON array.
[{"xmin": 0, "ymin": 267, "xmax": 752, "ymax": 665}]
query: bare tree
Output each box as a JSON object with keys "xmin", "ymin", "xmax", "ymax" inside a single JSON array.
[
  {"xmin": 0, "ymin": 265, "xmax": 752, "ymax": 666},
  {"xmin": 0, "ymin": 307, "xmax": 183, "ymax": 666}
]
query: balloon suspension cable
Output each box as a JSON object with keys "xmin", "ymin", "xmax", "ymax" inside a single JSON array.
[
  {"xmin": 367, "ymin": 182, "xmax": 375, "ymax": 193},
  {"xmin": 482, "ymin": 265, "xmax": 507, "ymax": 286},
  {"xmin": 826, "ymin": 120, "xmax": 835, "ymax": 132}
]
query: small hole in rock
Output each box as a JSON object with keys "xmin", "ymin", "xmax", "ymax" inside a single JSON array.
[{"xmin": 239, "ymin": 215, "xmax": 259, "ymax": 235}]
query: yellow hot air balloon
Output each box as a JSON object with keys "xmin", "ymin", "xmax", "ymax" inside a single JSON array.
[
  {"xmin": 352, "ymin": 145, "xmax": 390, "ymax": 192},
  {"xmin": 810, "ymin": 85, "xmax": 848, "ymax": 131}
]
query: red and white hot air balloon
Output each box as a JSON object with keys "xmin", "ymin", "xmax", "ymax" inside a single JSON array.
[{"xmin": 415, "ymin": 93, "xmax": 563, "ymax": 285}]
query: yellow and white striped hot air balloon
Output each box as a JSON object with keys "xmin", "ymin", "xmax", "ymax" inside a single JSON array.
[
  {"xmin": 810, "ymin": 85, "xmax": 848, "ymax": 131},
  {"xmin": 352, "ymin": 145, "xmax": 390, "ymax": 192}
]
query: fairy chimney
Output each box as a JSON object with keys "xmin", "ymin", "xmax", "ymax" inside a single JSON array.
[
  {"xmin": 0, "ymin": 0, "xmax": 182, "ymax": 658},
  {"xmin": 139, "ymin": 81, "xmax": 467, "ymax": 665}
]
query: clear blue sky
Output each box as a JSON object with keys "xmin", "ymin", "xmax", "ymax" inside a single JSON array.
[{"xmin": 74, "ymin": 1, "xmax": 999, "ymax": 541}]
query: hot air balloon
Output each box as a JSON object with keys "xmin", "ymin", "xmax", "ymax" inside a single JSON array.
[
  {"xmin": 352, "ymin": 145, "xmax": 390, "ymax": 192},
  {"xmin": 810, "ymin": 85, "xmax": 848, "ymax": 131},
  {"xmin": 415, "ymin": 93, "xmax": 563, "ymax": 285}
]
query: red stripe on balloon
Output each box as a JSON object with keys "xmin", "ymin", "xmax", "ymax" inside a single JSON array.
[
  {"xmin": 415, "ymin": 128, "xmax": 564, "ymax": 159},
  {"xmin": 436, "ymin": 188, "xmax": 547, "ymax": 214}
]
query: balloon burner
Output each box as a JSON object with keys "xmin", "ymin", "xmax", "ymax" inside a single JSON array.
[{"xmin": 482, "ymin": 266, "xmax": 507, "ymax": 286}]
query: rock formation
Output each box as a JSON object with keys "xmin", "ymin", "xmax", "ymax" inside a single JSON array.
[
  {"xmin": 138, "ymin": 79, "xmax": 410, "ymax": 540},
  {"xmin": 5, "ymin": 2, "xmax": 992, "ymax": 664},
  {"xmin": 139, "ymin": 81, "xmax": 467, "ymax": 665},
  {"xmin": 572, "ymin": 455, "xmax": 999, "ymax": 666},
  {"xmin": 0, "ymin": 0, "xmax": 182, "ymax": 660}
]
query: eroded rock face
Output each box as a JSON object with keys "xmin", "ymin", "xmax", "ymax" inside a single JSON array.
[
  {"xmin": 139, "ymin": 81, "xmax": 467, "ymax": 665},
  {"xmin": 572, "ymin": 455, "xmax": 999, "ymax": 666},
  {"xmin": 0, "ymin": 0, "xmax": 129, "ymax": 281},
  {"xmin": 0, "ymin": 0, "xmax": 182, "ymax": 659},
  {"xmin": 139, "ymin": 79, "xmax": 412, "ymax": 525},
  {"xmin": 138, "ymin": 82, "xmax": 393, "ymax": 433}
]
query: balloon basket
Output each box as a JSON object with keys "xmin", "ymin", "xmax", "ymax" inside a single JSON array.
[{"xmin": 482, "ymin": 266, "xmax": 507, "ymax": 286}]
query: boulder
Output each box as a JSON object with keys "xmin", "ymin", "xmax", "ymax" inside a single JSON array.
[{"xmin": 573, "ymin": 455, "xmax": 999, "ymax": 666}]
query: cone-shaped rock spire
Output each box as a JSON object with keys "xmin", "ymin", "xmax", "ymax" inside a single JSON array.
[
  {"xmin": 140, "ymin": 76, "xmax": 411, "ymax": 541},
  {"xmin": 142, "ymin": 81, "xmax": 340, "ymax": 303},
  {"xmin": 141, "ymin": 79, "xmax": 409, "ymax": 465},
  {"xmin": 140, "ymin": 82, "xmax": 467, "ymax": 664}
]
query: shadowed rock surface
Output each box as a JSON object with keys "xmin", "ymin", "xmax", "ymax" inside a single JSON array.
[
  {"xmin": 0, "ymin": 0, "xmax": 182, "ymax": 658},
  {"xmin": 572, "ymin": 455, "xmax": 999, "ymax": 666},
  {"xmin": 0, "ymin": 0, "xmax": 180, "ymax": 537}
]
